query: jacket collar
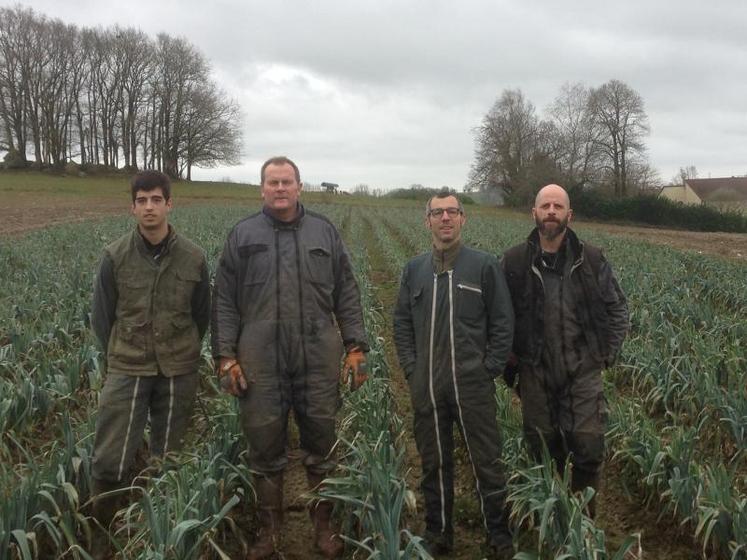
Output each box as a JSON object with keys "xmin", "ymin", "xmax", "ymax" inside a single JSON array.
[
  {"xmin": 134, "ymin": 224, "xmax": 176, "ymax": 258},
  {"xmin": 527, "ymin": 226, "xmax": 584, "ymax": 265},
  {"xmin": 262, "ymin": 203, "xmax": 305, "ymax": 229},
  {"xmin": 431, "ymin": 240, "xmax": 463, "ymax": 274}
]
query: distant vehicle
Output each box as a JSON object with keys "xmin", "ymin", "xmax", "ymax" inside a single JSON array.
[{"xmin": 321, "ymin": 182, "xmax": 339, "ymax": 193}]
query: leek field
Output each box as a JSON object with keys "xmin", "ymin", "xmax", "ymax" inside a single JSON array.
[{"xmin": 1, "ymin": 197, "xmax": 745, "ymax": 559}]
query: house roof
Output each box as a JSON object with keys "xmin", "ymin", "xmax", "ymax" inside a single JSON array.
[{"xmin": 685, "ymin": 177, "xmax": 747, "ymax": 201}]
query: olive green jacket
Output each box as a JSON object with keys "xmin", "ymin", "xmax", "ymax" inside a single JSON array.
[{"xmin": 92, "ymin": 227, "xmax": 210, "ymax": 377}]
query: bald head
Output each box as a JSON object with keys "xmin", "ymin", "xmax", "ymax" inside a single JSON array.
[
  {"xmin": 532, "ymin": 183, "xmax": 573, "ymax": 245},
  {"xmin": 534, "ymin": 184, "xmax": 570, "ymax": 209}
]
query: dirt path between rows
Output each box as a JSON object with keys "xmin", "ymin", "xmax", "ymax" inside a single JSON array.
[{"xmin": 360, "ymin": 213, "xmax": 493, "ymax": 558}]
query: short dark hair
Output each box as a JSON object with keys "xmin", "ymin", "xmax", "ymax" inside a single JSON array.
[
  {"xmin": 261, "ymin": 156, "xmax": 301, "ymax": 185},
  {"xmin": 426, "ymin": 189, "xmax": 464, "ymax": 215},
  {"xmin": 130, "ymin": 170, "xmax": 171, "ymax": 202}
]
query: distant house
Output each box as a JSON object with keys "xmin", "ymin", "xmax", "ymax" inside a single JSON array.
[{"xmin": 659, "ymin": 177, "xmax": 747, "ymax": 207}]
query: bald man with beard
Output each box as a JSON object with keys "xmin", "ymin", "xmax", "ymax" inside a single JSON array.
[{"xmin": 500, "ymin": 184, "xmax": 629, "ymax": 517}]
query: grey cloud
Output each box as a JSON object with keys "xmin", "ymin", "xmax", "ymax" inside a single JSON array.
[{"xmin": 17, "ymin": 0, "xmax": 747, "ymax": 187}]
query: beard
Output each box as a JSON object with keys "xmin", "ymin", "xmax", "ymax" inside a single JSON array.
[{"xmin": 536, "ymin": 215, "xmax": 569, "ymax": 241}]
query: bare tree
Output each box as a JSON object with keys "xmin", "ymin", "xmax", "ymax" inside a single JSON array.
[
  {"xmin": 546, "ymin": 82, "xmax": 601, "ymax": 188},
  {"xmin": 588, "ymin": 79, "xmax": 650, "ymax": 197},
  {"xmin": 180, "ymin": 84, "xmax": 241, "ymax": 180},
  {"xmin": 154, "ymin": 34, "xmax": 209, "ymax": 178},
  {"xmin": 39, "ymin": 19, "xmax": 82, "ymax": 167},
  {"xmin": 0, "ymin": 6, "xmax": 31, "ymax": 163},
  {"xmin": 0, "ymin": 8, "xmax": 242, "ymax": 177},
  {"xmin": 671, "ymin": 165, "xmax": 697, "ymax": 186},
  {"xmin": 115, "ymin": 27, "xmax": 153, "ymax": 170},
  {"xmin": 468, "ymin": 88, "xmax": 539, "ymax": 198}
]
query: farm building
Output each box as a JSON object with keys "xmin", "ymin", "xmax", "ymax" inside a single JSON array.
[{"xmin": 659, "ymin": 176, "xmax": 747, "ymax": 207}]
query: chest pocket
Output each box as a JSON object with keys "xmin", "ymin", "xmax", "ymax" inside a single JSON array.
[
  {"xmin": 117, "ymin": 270, "xmax": 152, "ymax": 314},
  {"xmin": 306, "ymin": 246, "xmax": 334, "ymax": 286},
  {"xmin": 240, "ymin": 244, "xmax": 270, "ymax": 285},
  {"xmin": 169, "ymin": 266, "xmax": 200, "ymax": 309},
  {"xmin": 456, "ymin": 281, "xmax": 484, "ymax": 320}
]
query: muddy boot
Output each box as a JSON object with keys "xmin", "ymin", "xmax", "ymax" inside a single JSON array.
[
  {"xmin": 247, "ymin": 472, "xmax": 284, "ymax": 560},
  {"xmin": 572, "ymin": 468, "xmax": 600, "ymax": 518},
  {"xmin": 307, "ymin": 473, "xmax": 344, "ymax": 559},
  {"xmin": 89, "ymin": 478, "xmax": 122, "ymax": 560},
  {"xmin": 485, "ymin": 533, "xmax": 514, "ymax": 560}
]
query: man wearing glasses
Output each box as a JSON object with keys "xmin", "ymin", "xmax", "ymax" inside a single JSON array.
[{"xmin": 393, "ymin": 191, "xmax": 515, "ymax": 558}]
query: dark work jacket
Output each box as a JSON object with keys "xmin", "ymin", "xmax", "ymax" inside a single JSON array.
[
  {"xmin": 501, "ymin": 228, "xmax": 629, "ymax": 368},
  {"xmin": 211, "ymin": 205, "xmax": 367, "ymax": 375},
  {"xmin": 393, "ymin": 245, "xmax": 514, "ymax": 406},
  {"xmin": 92, "ymin": 228, "xmax": 210, "ymax": 377}
]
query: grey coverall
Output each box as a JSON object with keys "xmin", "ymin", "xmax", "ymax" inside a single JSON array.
[
  {"xmin": 393, "ymin": 243, "xmax": 514, "ymax": 546},
  {"xmin": 211, "ymin": 205, "xmax": 367, "ymax": 475}
]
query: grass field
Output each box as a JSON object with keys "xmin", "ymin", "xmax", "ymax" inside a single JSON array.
[{"xmin": 1, "ymin": 173, "xmax": 746, "ymax": 559}]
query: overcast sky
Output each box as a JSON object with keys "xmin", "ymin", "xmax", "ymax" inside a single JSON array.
[{"xmin": 13, "ymin": 0, "xmax": 747, "ymax": 190}]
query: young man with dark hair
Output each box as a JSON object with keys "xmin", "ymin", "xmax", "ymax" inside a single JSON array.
[
  {"xmin": 393, "ymin": 191, "xmax": 515, "ymax": 559},
  {"xmin": 130, "ymin": 169, "xmax": 172, "ymax": 202},
  {"xmin": 89, "ymin": 170, "xmax": 210, "ymax": 558},
  {"xmin": 212, "ymin": 156, "xmax": 368, "ymax": 559}
]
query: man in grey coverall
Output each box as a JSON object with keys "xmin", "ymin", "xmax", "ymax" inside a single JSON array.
[
  {"xmin": 501, "ymin": 184, "xmax": 629, "ymax": 517},
  {"xmin": 90, "ymin": 170, "xmax": 210, "ymax": 558},
  {"xmin": 393, "ymin": 191, "xmax": 515, "ymax": 559},
  {"xmin": 211, "ymin": 156, "xmax": 368, "ymax": 559}
]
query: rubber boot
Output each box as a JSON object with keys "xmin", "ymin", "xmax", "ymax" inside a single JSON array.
[
  {"xmin": 89, "ymin": 478, "xmax": 122, "ymax": 560},
  {"xmin": 247, "ymin": 472, "xmax": 284, "ymax": 560},
  {"xmin": 572, "ymin": 468, "xmax": 600, "ymax": 518},
  {"xmin": 307, "ymin": 473, "xmax": 344, "ymax": 559}
]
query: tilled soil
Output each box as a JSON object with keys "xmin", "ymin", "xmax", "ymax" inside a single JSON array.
[
  {"xmin": 577, "ymin": 220, "xmax": 747, "ymax": 261},
  {"xmin": 0, "ymin": 193, "xmax": 126, "ymax": 236}
]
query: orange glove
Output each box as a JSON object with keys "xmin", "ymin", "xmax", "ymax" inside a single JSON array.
[
  {"xmin": 341, "ymin": 346, "xmax": 368, "ymax": 390},
  {"xmin": 217, "ymin": 357, "xmax": 249, "ymax": 396}
]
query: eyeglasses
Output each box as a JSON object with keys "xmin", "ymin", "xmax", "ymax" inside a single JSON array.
[{"xmin": 428, "ymin": 207, "xmax": 462, "ymax": 218}]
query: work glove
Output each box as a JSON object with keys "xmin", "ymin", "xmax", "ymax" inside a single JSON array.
[
  {"xmin": 341, "ymin": 345, "xmax": 368, "ymax": 390},
  {"xmin": 217, "ymin": 357, "xmax": 249, "ymax": 396}
]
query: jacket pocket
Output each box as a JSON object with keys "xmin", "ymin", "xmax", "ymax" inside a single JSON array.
[
  {"xmin": 306, "ymin": 246, "xmax": 334, "ymax": 286},
  {"xmin": 456, "ymin": 281, "xmax": 484, "ymax": 320},
  {"xmin": 110, "ymin": 319, "xmax": 150, "ymax": 365},
  {"xmin": 167, "ymin": 315, "xmax": 200, "ymax": 360},
  {"xmin": 170, "ymin": 266, "xmax": 200, "ymax": 308},
  {"xmin": 240, "ymin": 244, "xmax": 270, "ymax": 285}
]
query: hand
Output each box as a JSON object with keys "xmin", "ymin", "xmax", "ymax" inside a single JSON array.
[
  {"xmin": 217, "ymin": 357, "xmax": 249, "ymax": 396},
  {"xmin": 503, "ymin": 352, "xmax": 519, "ymax": 389},
  {"xmin": 341, "ymin": 345, "xmax": 368, "ymax": 390}
]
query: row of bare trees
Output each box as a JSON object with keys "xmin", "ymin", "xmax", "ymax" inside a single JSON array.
[
  {"xmin": 468, "ymin": 80, "xmax": 656, "ymax": 202},
  {"xmin": 0, "ymin": 6, "xmax": 241, "ymax": 179}
]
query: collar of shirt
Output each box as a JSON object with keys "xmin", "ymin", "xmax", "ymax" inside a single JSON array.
[{"xmin": 432, "ymin": 240, "xmax": 463, "ymax": 274}]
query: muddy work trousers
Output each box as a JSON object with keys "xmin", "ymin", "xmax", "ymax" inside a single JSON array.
[
  {"xmin": 412, "ymin": 379, "xmax": 510, "ymax": 542},
  {"xmin": 92, "ymin": 372, "xmax": 200, "ymax": 483},
  {"xmin": 519, "ymin": 364, "xmax": 607, "ymax": 477},
  {"xmin": 237, "ymin": 324, "xmax": 341, "ymax": 476}
]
